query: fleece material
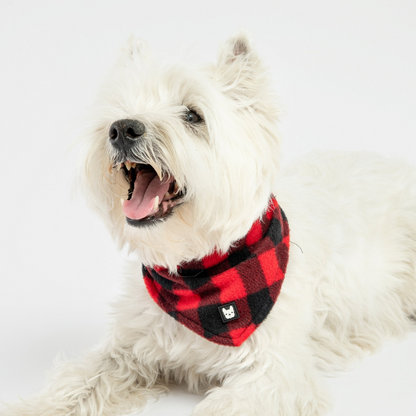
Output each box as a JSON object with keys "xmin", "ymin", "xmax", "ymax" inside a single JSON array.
[{"xmin": 142, "ymin": 197, "xmax": 290, "ymax": 347}]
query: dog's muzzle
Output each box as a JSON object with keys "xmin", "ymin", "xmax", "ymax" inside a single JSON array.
[{"xmin": 108, "ymin": 119, "xmax": 186, "ymax": 227}]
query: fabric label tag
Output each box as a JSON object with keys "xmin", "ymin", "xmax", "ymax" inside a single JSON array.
[{"xmin": 218, "ymin": 302, "xmax": 240, "ymax": 323}]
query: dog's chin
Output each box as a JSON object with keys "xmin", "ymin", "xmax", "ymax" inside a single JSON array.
[{"xmin": 125, "ymin": 208, "xmax": 176, "ymax": 228}]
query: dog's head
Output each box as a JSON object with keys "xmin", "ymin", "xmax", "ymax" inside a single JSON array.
[{"xmin": 78, "ymin": 32, "xmax": 282, "ymax": 270}]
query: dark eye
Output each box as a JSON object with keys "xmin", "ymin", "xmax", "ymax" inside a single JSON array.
[{"xmin": 186, "ymin": 110, "xmax": 201, "ymax": 123}]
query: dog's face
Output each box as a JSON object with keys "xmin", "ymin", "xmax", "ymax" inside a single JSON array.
[{"xmin": 79, "ymin": 32, "xmax": 282, "ymax": 269}]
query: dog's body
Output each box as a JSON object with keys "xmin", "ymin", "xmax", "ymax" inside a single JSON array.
[{"xmin": 2, "ymin": 33, "xmax": 416, "ymax": 416}]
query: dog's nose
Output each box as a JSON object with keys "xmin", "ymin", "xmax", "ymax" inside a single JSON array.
[{"xmin": 109, "ymin": 119, "xmax": 146, "ymax": 151}]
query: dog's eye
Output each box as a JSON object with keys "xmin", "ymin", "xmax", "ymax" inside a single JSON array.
[{"xmin": 186, "ymin": 110, "xmax": 201, "ymax": 123}]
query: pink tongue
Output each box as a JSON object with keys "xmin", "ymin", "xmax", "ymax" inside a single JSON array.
[{"xmin": 123, "ymin": 171, "xmax": 172, "ymax": 220}]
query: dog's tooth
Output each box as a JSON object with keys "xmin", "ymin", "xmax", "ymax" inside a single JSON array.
[
  {"xmin": 152, "ymin": 165, "xmax": 163, "ymax": 181},
  {"xmin": 125, "ymin": 161, "xmax": 132, "ymax": 171},
  {"xmin": 174, "ymin": 182, "xmax": 180, "ymax": 194},
  {"xmin": 116, "ymin": 163, "xmax": 123, "ymax": 171},
  {"xmin": 131, "ymin": 162, "xmax": 137, "ymax": 169},
  {"xmin": 150, "ymin": 196, "xmax": 160, "ymax": 214}
]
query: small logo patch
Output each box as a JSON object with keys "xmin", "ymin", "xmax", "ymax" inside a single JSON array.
[{"xmin": 218, "ymin": 302, "xmax": 240, "ymax": 323}]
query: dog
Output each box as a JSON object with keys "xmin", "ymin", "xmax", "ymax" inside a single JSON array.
[{"xmin": 1, "ymin": 31, "xmax": 416, "ymax": 416}]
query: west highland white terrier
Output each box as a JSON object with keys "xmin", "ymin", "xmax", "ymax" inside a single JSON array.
[{"xmin": 2, "ymin": 31, "xmax": 416, "ymax": 416}]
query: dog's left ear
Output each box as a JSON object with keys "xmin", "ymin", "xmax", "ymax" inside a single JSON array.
[
  {"xmin": 217, "ymin": 30, "xmax": 255, "ymax": 65},
  {"xmin": 216, "ymin": 31, "xmax": 266, "ymax": 101}
]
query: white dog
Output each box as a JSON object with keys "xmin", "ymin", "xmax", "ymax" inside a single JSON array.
[{"xmin": 2, "ymin": 31, "xmax": 416, "ymax": 416}]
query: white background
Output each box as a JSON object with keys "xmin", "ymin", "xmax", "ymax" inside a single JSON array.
[{"xmin": 1, "ymin": 1, "xmax": 416, "ymax": 415}]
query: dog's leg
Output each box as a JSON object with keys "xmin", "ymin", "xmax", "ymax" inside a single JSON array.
[
  {"xmin": 0, "ymin": 346, "xmax": 167, "ymax": 416},
  {"xmin": 191, "ymin": 352, "xmax": 330, "ymax": 416}
]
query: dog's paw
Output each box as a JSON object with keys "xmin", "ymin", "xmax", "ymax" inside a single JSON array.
[
  {"xmin": 191, "ymin": 383, "xmax": 331, "ymax": 416},
  {"xmin": 190, "ymin": 388, "xmax": 264, "ymax": 416}
]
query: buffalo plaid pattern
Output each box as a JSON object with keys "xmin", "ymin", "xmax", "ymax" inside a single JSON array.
[{"xmin": 142, "ymin": 197, "xmax": 290, "ymax": 347}]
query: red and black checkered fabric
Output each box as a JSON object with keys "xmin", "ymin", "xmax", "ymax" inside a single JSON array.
[{"xmin": 142, "ymin": 197, "xmax": 290, "ymax": 347}]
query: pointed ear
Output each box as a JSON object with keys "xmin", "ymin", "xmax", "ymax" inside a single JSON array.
[
  {"xmin": 216, "ymin": 31, "xmax": 266, "ymax": 101},
  {"xmin": 118, "ymin": 36, "xmax": 152, "ymax": 63},
  {"xmin": 217, "ymin": 30, "xmax": 255, "ymax": 65}
]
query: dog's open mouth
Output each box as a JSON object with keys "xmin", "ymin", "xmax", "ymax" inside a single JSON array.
[{"xmin": 113, "ymin": 161, "xmax": 185, "ymax": 227}]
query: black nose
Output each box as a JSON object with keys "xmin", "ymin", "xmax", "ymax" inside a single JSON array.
[{"xmin": 109, "ymin": 119, "xmax": 146, "ymax": 151}]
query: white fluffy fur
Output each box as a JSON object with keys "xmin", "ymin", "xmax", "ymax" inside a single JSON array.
[{"xmin": 2, "ymin": 32, "xmax": 416, "ymax": 416}]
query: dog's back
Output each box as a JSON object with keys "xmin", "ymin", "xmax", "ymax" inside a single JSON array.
[{"xmin": 277, "ymin": 150, "xmax": 416, "ymax": 370}]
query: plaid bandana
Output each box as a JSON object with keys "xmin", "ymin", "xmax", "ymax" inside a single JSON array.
[{"xmin": 142, "ymin": 197, "xmax": 290, "ymax": 347}]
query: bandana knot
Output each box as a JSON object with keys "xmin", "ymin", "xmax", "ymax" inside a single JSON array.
[{"xmin": 142, "ymin": 197, "xmax": 290, "ymax": 346}]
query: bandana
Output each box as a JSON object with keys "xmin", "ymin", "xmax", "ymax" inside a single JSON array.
[{"xmin": 142, "ymin": 197, "xmax": 290, "ymax": 347}]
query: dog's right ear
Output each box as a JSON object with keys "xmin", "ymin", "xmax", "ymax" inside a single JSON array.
[{"xmin": 118, "ymin": 36, "xmax": 152, "ymax": 63}]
